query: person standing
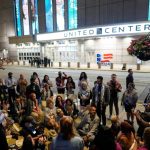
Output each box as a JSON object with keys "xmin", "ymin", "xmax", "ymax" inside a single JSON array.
[
  {"xmin": 56, "ymin": 71, "xmax": 68, "ymax": 94},
  {"xmin": 126, "ymin": 69, "xmax": 134, "ymax": 89},
  {"xmin": 5, "ymin": 72, "xmax": 17, "ymax": 109},
  {"xmin": 47, "ymin": 58, "xmax": 51, "ymax": 67},
  {"xmin": 66, "ymin": 76, "xmax": 76, "ymax": 95},
  {"xmin": 107, "ymin": 74, "xmax": 122, "ymax": 119},
  {"xmin": 122, "ymin": 83, "xmax": 138, "ymax": 123},
  {"xmin": 78, "ymin": 72, "xmax": 89, "ymax": 90},
  {"xmin": 92, "ymin": 76, "xmax": 110, "ymax": 125},
  {"xmin": 51, "ymin": 116, "xmax": 84, "ymax": 150},
  {"xmin": 44, "ymin": 57, "xmax": 48, "ymax": 68}
]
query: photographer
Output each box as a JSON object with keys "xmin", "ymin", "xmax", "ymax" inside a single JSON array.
[
  {"xmin": 135, "ymin": 103, "xmax": 150, "ymax": 139},
  {"xmin": 56, "ymin": 71, "xmax": 68, "ymax": 94},
  {"xmin": 107, "ymin": 74, "xmax": 122, "ymax": 119},
  {"xmin": 21, "ymin": 116, "xmax": 46, "ymax": 150}
]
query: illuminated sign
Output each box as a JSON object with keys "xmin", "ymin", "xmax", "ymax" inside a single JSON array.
[
  {"xmin": 68, "ymin": 0, "xmax": 77, "ymax": 29},
  {"xmin": 45, "ymin": 0, "xmax": 53, "ymax": 32},
  {"xmin": 56, "ymin": 0, "xmax": 65, "ymax": 31},
  {"xmin": 37, "ymin": 22, "xmax": 150, "ymax": 41},
  {"xmin": 22, "ymin": 0, "xmax": 30, "ymax": 35},
  {"xmin": 15, "ymin": 0, "xmax": 22, "ymax": 36},
  {"xmin": 37, "ymin": 27, "xmax": 96, "ymax": 41},
  {"xmin": 31, "ymin": 0, "xmax": 39, "ymax": 34},
  {"xmin": 101, "ymin": 24, "xmax": 150, "ymax": 35}
]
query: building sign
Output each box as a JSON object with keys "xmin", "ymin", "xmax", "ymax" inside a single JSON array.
[
  {"xmin": 37, "ymin": 27, "xmax": 97, "ymax": 41},
  {"xmin": 37, "ymin": 22, "xmax": 150, "ymax": 41}
]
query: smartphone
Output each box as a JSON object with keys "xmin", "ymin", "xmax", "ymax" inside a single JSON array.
[{"xmin": 32, "ymin": 130, "xmax": 36, "ymax": 134}]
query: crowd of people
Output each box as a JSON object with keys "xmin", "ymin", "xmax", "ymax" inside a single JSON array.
[
  {"xmin": 0, "ymin": 69, "xmax": 150, "ymax": 150},
  {"xmin": 29, "ymin": 57, "xmax": 51, "ymax": 68}
]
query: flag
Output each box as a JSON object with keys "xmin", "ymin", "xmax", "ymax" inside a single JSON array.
[{"xmin": 101, "ymin": 53, "xmax": 113, "ymax": 62}]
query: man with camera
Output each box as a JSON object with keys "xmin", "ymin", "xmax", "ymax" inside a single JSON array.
[
  {"xmin": 135, "ymin": 103, "xmax": 150, "ymax": 139},
  {"xmin": 107, "ymin": 74, "xmax": 122, "ymax": 119}
]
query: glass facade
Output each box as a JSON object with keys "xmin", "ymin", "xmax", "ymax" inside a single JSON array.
[
  {"xmin": 31, "ymin": 0, "xmax": 39, "ymax": 34},
  {"xmin": 45, "ymin": 0, "xmax": 53, "ymax": 32},
  {"xmin": 68, "ymin": 0, "xmax": 77, "ymax": 29},
  {"xmin": 148, "ymin": 0, "xmax": 150, "ymax": 20},
  {"xmin": 22, "ymin": 0, "xmax": 30, "ymax": 35},
  {"xmin": 56, "ymin": 0, "xmax": 65, "ymax": 31},
  {"xmin": 15, "ymin": 0, "xmax": 22, "ymax": 36}
]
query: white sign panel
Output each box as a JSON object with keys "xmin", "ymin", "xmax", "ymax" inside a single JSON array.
[
  {"xmin": 37, "ymin": 27, "xmax": 97, "ymax": 41},
  {"xmin": 37, "ymin": 22, "xmax": 150, "ymax": 41}
]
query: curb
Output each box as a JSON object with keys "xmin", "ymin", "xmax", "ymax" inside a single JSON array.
[{"xmin": 5, "ymin": 65, "xmax": 150, "ymax": 73}]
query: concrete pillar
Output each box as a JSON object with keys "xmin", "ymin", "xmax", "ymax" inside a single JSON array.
[
  {"xmin": 18, "ymin": 61, "xmax": 20, "ymax": 65},
  {"xmin": 40, "ymin": 43, "xmax": 45, "ymax": 60},
  {"xmin": 23, "ymin": 61, "xmax": 25, "ymax": 65}
]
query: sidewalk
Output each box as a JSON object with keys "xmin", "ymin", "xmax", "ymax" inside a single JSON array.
[{"xmin": 5, "ymin": 61, "xmax": 150, "ymax": 73}]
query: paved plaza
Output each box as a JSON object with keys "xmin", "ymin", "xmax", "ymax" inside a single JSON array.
[{"xmin": 0, "ymin": 65, "xmax": 149, "ymax": 128}]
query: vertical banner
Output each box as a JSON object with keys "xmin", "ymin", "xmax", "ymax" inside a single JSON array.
[
  {"xmin": 56, "ymin": 0, "xmax": 65, "ymax": 31},
  {"xmin": 31, "ymin": 0, "xmax": 39, "ymax": 34},
  {"xmin": 22, "ymin": 0, "xmax": 30, "ymax": 35},
  {"xmin": 68, "ymin": 0, "xmax": 77, "ymax": 29},
  {"xmin": 149, "ymin": 0, "xmax": 150, "ymax": 20},
  {"xmin": 45, "ymin": 0, "xmax": 53, "ymax": 32},
  {"xmin": 15, "ymin": 0, "xmax": 22, "ymax": 36}
]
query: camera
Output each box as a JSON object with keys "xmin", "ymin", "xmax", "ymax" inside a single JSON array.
[{"xmin": 143, "ymin": 103, "xmax": 148, "ymax": 106}]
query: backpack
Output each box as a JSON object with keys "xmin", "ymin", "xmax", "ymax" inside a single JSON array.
[{"xmin": 124, "ymin": 96, "xmax": 134, "ymax": 109}]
